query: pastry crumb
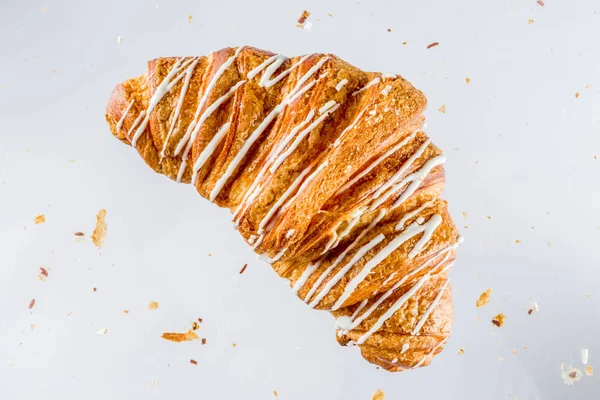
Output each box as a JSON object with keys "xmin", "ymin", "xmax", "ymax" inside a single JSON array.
[
  {"xmin": 498, "ymin": 356, "xmax": 503, "ymax": 362},
  {"xmin": 402, "ymin": 41, "xmax": 407, "ymax": 45},
  {"xmin": 232, "ymin": 343, "xmax": 237, "ymax": 347},
  {"xmin": 462, "ymin": 212, "xmax": 468, "ymax": 218},
  {"xmin": 427, "ymin": 42, "xmax": 439, "ymax": 49},
  {"xmin": 201, "ymin": 338, "xmax": 207, "ymax": 345},
  {"xmin": 585, "ymin": 365, "xmax": 593, "ymax": 376},
  {"xmin": 537, "ymin": 0, "xmax": 545, "ymax": 5},
  {"xmin": 151, "ymin": 380, "xmax": 157, "ymax": 387},
  {"xmin": 387, "ymin": 28, "xmax": 391, "ymax": 32},
  {"xmin": 188, "ymin": 15, "xmax": 192, "ymax": 23},
  {"xmin": 273, "ymin": 390, "xmax": 278, "ymax": 397},
  {"xmin": 96, "ymin": 328, "xmax": 108, "ymax": 335},
  {"xmin": 515, "ymin": 239, "xmax": 522, "ymax": 244},
  {"xmin": 457, "ymin": 348, "xmax": 465, "ymax": 355},
  {"xmin": 34, "ymin": 214, "xmax": 46, "ymax": 225},
  {"xmin": 297, "ymin": 10, "xmax": 312, "ymax": 30},
  {"xmin": 123, "ymin": 310, "xmax": 129, "ymax": 314},
  {"xmin": 575, "ymin": 92, "xmax": 580, "ymax": 98},
  {"xmin": 372, "ymin": 389, "xmax": 385, "ymax": 400},
  {"xmin": 476, "ymin": 289, "xmax": 492, "ymax": 307},
  {"xmin": 561, "ymin": 366, "xmax": 582, "ymax": 385},
  {"xmin": 190, "ymin": 359, "xmax": 197, "ymax": 365},
  {"xmin": 161, "ymin": 330, "xmax": 199, "ymax": 343},
  {"xmin": 93, "ymin": 287, "xmax": 97, "ymax": 292},
  {"xmin": 528, "ymin": 19, "xmax": 534, "ymax": 25},
  {"xmin": 28, "ymin": 298, "xmax": 36, "ymax": 309},
  {"xmin": 512, "ymin": 349, "xmax": 517, "ymax": 354},
  {"xmin": 148, "ymin": 301, "xmax": 159, "ymax": 310},
  {"xmin": 192, "ymin": 321, "xmax": 200, "ymax": 330},
  {"xmin": 74, "ymin": 232, "xmax": 84, "ymax": 236},
  {"xmin": 37, "ymin": 267, "xmax": 49, "ymax": 281},
  {"xmin": 117, "ymin": 36, "xmax": 123, "ymax": 44},
  {"xmin": 492, "ymin": 313, "xmax": 506, "ymax": 327},
  {"xmin": 91, "ymin": 209, "xmax": 107, "ymax": 248},
  {"xmin": 239, "ymin": 263, "xmax": 248, "ymax": 274},
  {"xmin": 465, "ymin": 77, "xmax": 471, "ymax": 84},
  {"xmin": 438, "ymin": 104, "xmax": 446, "ymax": 113}
]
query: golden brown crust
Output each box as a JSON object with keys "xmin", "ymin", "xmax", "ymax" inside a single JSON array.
[{"xmin": 105, "ymin": 46, "xmax": 460, "ymax": 372}]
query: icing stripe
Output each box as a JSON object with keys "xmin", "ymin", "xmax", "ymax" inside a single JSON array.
[
  {"xmin": 333, "ymin": 108, "xmax": 367, "ymax": 148},
  {"xmin": 305, "ymin": 210, "xmax": 386, "ymax": 308},
  {"xmin": 210, "ymin": 57, "xmax": 330, "ymax": 202},
  {"xmin": 260, "ymin": 55, "xmax": 310, "ymax": 88},
  {"xmin": 411, "ymin": 280, "xmax": 449, "ymax": 335},
  {"xmin": 352, "ymin": 77, "xmax": 380, "ymax": 96},
  {"xmin": 335, "ymin": 78, "xmax": 349, "ymax": 91},
  {"xmin": 390, "ymin": 155, "xmax": 446, "ymax": 209},
  {"xmin": 292, "ymin": 260, "xmax": 322, "ymax": 295},
  {"xmin": 331, "ymin": 214, "xmax": 442, "ymax": 311},
  {"xmin": 116, "ymin": 99, "xmax": 135, "ymax": 132},
  {"xmin": 190, "ymin": 121, "xmax": 232, "ymax": 183}
]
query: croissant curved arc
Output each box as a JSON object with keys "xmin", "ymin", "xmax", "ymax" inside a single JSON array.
[{"xmin": 105, "ymin": 46, "xmax": 461, "ymax": 372}]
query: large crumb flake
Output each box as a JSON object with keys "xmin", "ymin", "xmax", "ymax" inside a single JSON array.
[
  {"xmin": 492, "ymin": 313, "xmax": 506, "ymax": 327},
  {"xmin": 273, "ymin": 390, "xmax": 278, "ymax": 397},
  {"xmin": 296, "ymin": 10, "xmax": 312, "ymax": 30},
  {"xmin": 476, "ymin": 289, "xmax": 492, "ymax": 307},
  {"xmin": 161, "ymin": 330, "xmax": 199, "ymax": 343},
  {"xmin": 34, "ymin": 214, "xmax": 46, "ymax": 224},
  {"xmin": 427, "ymin": 42, "xmax": 439, "ymax": 49},
  {"xmin": 372, "ymin": 389, "xmax": 385, "ymax": 400},
  {"xmin": 37, "ymin": 267, "xmax": 49, "ymax": 281},
  {"xmin": 537, "ymin": 0, "xmax": 545, "ymax": 6},
  {"xmin": 28, "ymin": 298, "xmax": 36, "ymax": 309},
  {"xmin": 561, "ymin": 366, "xmax": 583, "ymax": 385},
  {"xmin": 148, "ymin": 301, "xmax": 159, "ymax": 310},
  {"xmin": 91, "ymin": 209, "xmax": 107, "ymax": 248},
  {"xmin": 457, "ymin": 348, "xmax": 465, "ymax": 355}
]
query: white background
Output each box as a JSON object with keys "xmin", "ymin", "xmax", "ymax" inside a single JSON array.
[{"xmin": 1, "ymin": 0, "xmax": 599, "ymax": 399}]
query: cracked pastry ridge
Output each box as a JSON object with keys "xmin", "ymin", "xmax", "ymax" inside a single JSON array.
[{"xmin": 105, "ymin": 46, "xmax": 461, "ymax": 372}]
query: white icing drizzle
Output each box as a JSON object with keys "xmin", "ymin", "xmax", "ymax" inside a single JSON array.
[
  {"xmin": 285, "ymin": 229, "xmax": 295, "ymax": 238},
  {"xmin": 116, "ymin": 99, "xmax": 135, "ymax": 132},
  {"xmin": 381, "ymin": 73, "xmax": 397, "ymax": 79},
  {"xmin": 248, "ymin": 235, "xmax": 257, "ymax": 244},
  {"xmin": 381, "ymin": 85, "xmax": 392, "ymax": 96},
  {"xmin": 331, "ymin": 214, "xmax": 442, "ymax": 311},
  {"xmin": 350, "ymin": 299, "xmax": 369, "ymax": 320},
  {"xmin": 336, "ymin": 132, "xmax": 416, "ymax": 195},
  {"xmin": 305, "ymin": 233, "xmax": 385, "ymax": 304},
  {"xmin": 247, "ymin": 55, "xmax": 284, "ymax": 79},
  {"xmin": 269, "ymin": 103, "xmax": 340, "ymax": 173},
  {"xmin": 335, "ymin": 78, "xmax": 349, "ymax": 91},
  {"xmin": 190, "ymin": 121, "xmax": 232, "ymax": 184},
  {"xmin": 260, "ymin": 55, "xmax": 310, "ymax": 88},
  {"xmin": 292, "ymin": 260, "xmax": 322, "ymax": 295},
  {"xmin": 232, "ymin": 69, "xmax": 331, "ymax": 225},
  {"xmin": 318, "ymin": 100, "xmax": 337, "ymax": 114},
  {"xmin": 352, "ymin": 77, "xmax": 380, "ymax": 96},
  {"xmin": 401, "ymin": 343, "xmax": 410, "ymax": 354},
  {"xmin": 390, "ymin": 155, "xmax": 446, "ymax": 209},
  {"xmin": 130, "ymin": 57, "xmax": 197, "ymax": 146},
  {"xmin": 333, "ymin": 108, "xmax": 367, "ymax": 148},
  {"xmin": 391, "ymin": 358, "xmax": 398, "ymax": 363},
  {"xmin": 355, "ymin": 261, "xmax": 454, "ymax": 345},
  {"xmin": 256, "ymin": 160, "xmax": 318, "ymax": 235},
  {"xmin": 160, "ymin": 58, "xmax": 200, "ymax": 159},
  {"xmin": 411, "ymin": 280, "xmax": 449, "ymax": 335},
  {"xmin": 306, "ymin": 210, "xmax": 386, "ymax": 308},
  {"xmin": 210, "ymin": 57, "xmax": 331, "ymax": 202}
]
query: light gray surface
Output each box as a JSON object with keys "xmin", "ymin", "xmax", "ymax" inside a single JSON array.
[{"xmin": 1, "ymin": 0, "xmax": 599, "ymax": 399}]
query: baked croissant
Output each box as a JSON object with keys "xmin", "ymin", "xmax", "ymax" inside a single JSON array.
[{"xmin": 105, "ymin": 46, "xmax": 461, "ymax": 372}]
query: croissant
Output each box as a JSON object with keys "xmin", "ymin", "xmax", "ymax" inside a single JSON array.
[{"xmin": 105, "ymin": 46, "xmax": 462, "ymax": 372}]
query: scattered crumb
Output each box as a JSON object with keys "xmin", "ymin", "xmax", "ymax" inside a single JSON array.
[
  {"xmin": 438, "ymin": 104, "xmax": 446, "ymax": 113},
  {"xmin": 457, "ymin": 348, "xmax": 465, "ymax": 355},
  {"xmin": 148, "ymin": 301, "xmax": 159, "ymax": 310},
  {"xmin": 465, "ymin": 77, "xmax": 471, "ymax": 84},
  {"xmin": 38, "ymin": 267, "xmax": 49, "ymax": 281},
  {"xmin": 581, "ymin": 348, "xmax": 589, "ymax": 364},
  {"xmin": 74, "ymin": 232, "xmax": 84, "ymax": 236},
  {"xmin": 28, "ymin": 299, "xmax": 36, "ymax": 309},
  {"xmin": 297, "ymin": 10, "xmax": 312, "ymax": 30},
  {"xmin": 528, "ymin": 19, "xmax": 534, "ymax": 25},
  {"xmin": 372, "ymin": 389, "xmax": 385, "ymax": 400},
  {"xmin": 487, "ymin": 215, "xmax": 491, "ymax": 220},
  {"xmin": 151, "ymin": 380, "xmax": 157, "ymax": 387},
  {"xmin": 498, "ymin": 356, "xmax": 503, "ymax": 362},
  {"xmin": 96, "ymin": 328, "xmax": 108, "ymax": 335},
  {"xmin": 239, "ymin": 263, "xmax": 248, "ymax": 274},
  {"xmin": 190, "ymin": 359, "xmax": 198, "ymax": 365},
  {"xmin": 561, "ymin": 366, "xmax": 583, "ymax": 385},
  {"xmin": 30, "ymin": 324, "xmax": 36, "ymax": 331},
  {"xmin": 201, "ymin": 338, "xmax": 207, "ymax": 345},
  {"xmin": 462, "ymin": 212, "xmax": 468, "ymax": 218},
  {"xmin": 492, "ymin": 313, "xmax": 506, "ymax": 327},
  {"xmin": 464, "ymin": 225, "xmax": 469, "ymax": 229},
  {"xmin": 34, "ymin": 214, "xmax": 46, "ymax": 225},
  {"xmin": 198, "ymin": 317, "xmax": 203, "ymax": 323},
  {"xmin": 123, "ymin": 310, "xmax": 129, "ymax": 314},
  {"xmin": 91, "ymin": 209, "xmax": 107, "ymax": 248},
  {"xmin": 192, "ymin": 321, "xmax": 200, "ymax": 330},
  {"xmin": 188, "ymin": 15, "xmax": 192, "ymax": 23},
  {"xmin": 585, "ymin": 365, "xmax": 593, "ymax": 376},
  {"xmin": 232, "ymin": 343, "xmax": 237, "ymax": 347},
  {"xmin": 575, "ymin": 92, "xmax": 580, "ymax": 98},
  {"xmin": 512, "ymin": 349, "xmax": 517, "ymax": 354},
  {"xmin": 161, "ymin": 330, "xmax": 199, "ymax": 343},
  {"xmin": 402, "ymin": 41, "xmax": 407, "ymax": 45},
  {"xmin": 546, "ymin": 242, "xmax": 552, "ymax": 246},
  {"xmin": 537, "ymin": 0, "xmax": 545, "ymax": 6},
  {"xmin": 273, "ymin": 390, "xmax": 278, "ymax": 397},
  {"xmin": 67, "ymin": 312, "xmax": 73, "ymax": 316},
  {"xmin": 427, "ymin": 42, "xmax": 439, "ymax": 49},
  {"xmin": 515, "ymin": 239, "xmax": 522, "ymax": 244},
  {"xmin": 117, "ymin": 36, "xmax": 123, "ymax": 44},
  {"xmin": 93, "ymin": 287, "xmax": 97, "ymax": 292},
  {"xmin": 387, "ymin": 28, "xmax": 391, "ymax": 32},
  {"xmin": 524, "ymin": 346, "xmax": 528, "ymax": 351},
  {"xmin": 328, "ymin": 13, "xmax": 333, "ymax": 17},
  {"xmin": 476, "ymin": 289, "xmax": 492, "ymax": 307},
  {"xmin": 41, "ymin": 7, "xmax": 46, "ymax": 12}
]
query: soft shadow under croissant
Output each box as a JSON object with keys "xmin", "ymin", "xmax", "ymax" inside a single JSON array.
[{"xmin": 105, "ymin": 46, "xmax": 461, "ymax": 372}]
